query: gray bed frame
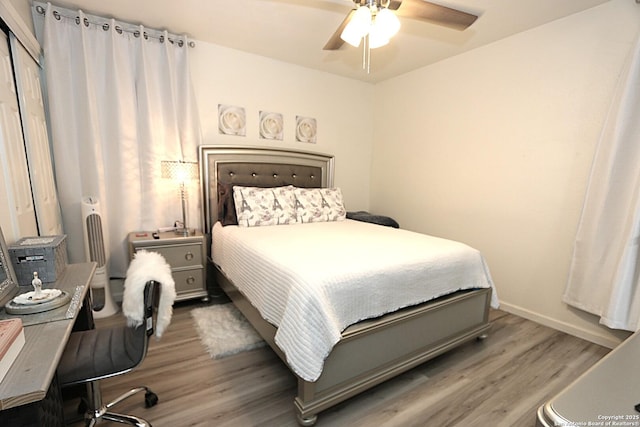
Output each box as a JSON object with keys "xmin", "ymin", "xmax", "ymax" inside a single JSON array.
[{"xmin": 199, "ymin": 145, "xmax": 493, "ymax": 426}]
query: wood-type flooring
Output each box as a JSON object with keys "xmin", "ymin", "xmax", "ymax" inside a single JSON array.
[{"xmin": 66, "ymin": 301, "xmax": 609, "ymax": 427}]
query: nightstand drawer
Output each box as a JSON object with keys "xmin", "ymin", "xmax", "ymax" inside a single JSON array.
[
  {"xmin": 173, "ymin": 268, "xmax": 205, "ymax": 294},
  {"xmin": 143, "ymin": 244, "xmax": 203, "ymax": 269},
  {"xmin": 128, "ymin": 231, "xmax": 208, "ymax": 302}
]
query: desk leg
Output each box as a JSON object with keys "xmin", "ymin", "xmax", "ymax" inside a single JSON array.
[
  {"xmin": 73, "ymin": 292, "xmax": 95, "ymax": 332},
  {"xmin": 63, "ymin": 291, "xmax": 95, "ymax": 420},
  {"xmin": 0, "ymin": 373, "xmax": 65, "ymax": 427}
]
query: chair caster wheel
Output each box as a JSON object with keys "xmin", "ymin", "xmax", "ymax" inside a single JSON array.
[{"xmin": 144, "ymin": 390, "xmax": 158, "ymax": 408}]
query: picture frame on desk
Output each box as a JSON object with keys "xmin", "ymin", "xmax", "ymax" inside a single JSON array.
[{"xmin": 0, "ymin": 227, "xmax": 19, "ymax": 308}]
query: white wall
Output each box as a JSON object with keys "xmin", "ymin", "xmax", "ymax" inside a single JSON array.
[
  {"xmin": 370, "ymin": 0, "xmax": 640, "ymax": 348},
  {"xmin": 189, "ymin": 42, "xmax": 375, "ymax": 213}
]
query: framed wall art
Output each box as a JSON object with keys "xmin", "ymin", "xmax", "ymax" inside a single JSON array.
[
  {"xmin": 296, "ymin": 116, "xmax": 317, "ymax": 144},
  {"xmin": 259, "ymin": 111, "xmax": 283, "ymax": 140},
  {"xmin": 218, "ymin": 104, "xmax": 246, "ymax": 136}
]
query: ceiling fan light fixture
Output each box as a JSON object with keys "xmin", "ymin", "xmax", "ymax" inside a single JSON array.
[
  {"xmin": 340, "ymin": 6, "xmax": 372, "ymax": 47},
  {"xmin": 341, "ymin": 26, "xmax": 364, "ymax": 47},
  {"xmin": 375, "ymin": 7, "xmax": 400, "ymax": 39},
  {"xmin": 368, "ymin": 30, "xmax": 389, "ymax": 49}
]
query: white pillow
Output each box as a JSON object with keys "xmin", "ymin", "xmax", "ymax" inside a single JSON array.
[
  {"xmin": 294, "ymin": 187, "xmax": 346, "ymax": 223},
  {"xmin": 233, "ymin": 186, "xmax": 298, "ymax": 227}
]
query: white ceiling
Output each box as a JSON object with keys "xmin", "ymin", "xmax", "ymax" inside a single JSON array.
[{"xmin": 47, "ymin": 0, "xmax": 610, "ymax": 83}]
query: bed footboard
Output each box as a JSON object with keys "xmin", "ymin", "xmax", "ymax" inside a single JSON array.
[
  {"xmin": 216, "ymin": 266, "xmax": 491, "ymax": 426},
  {"xmin": 295, "ymin": 287, "xmax": 491, "ymax": 425}
]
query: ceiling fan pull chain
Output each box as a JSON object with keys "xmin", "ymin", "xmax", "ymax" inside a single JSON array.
[
  {"xmin": 366, "ymin": 35, "xmax": 371, "ymax": 74},
  {"xmin": 362, "ymin": 35, "xmax": 367, "ymax": 71}
]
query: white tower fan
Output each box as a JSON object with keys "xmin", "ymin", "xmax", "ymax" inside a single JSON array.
[{"xmin": 81, "ymin": 196, "xmax": 118, "ymax": 318}]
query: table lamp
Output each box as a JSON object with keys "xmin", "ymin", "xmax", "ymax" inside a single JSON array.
[{"xmin": 161, "ymin": 160, "xmax": 198, "ymax": 236}]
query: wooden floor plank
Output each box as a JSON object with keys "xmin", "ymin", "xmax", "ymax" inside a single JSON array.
[{"xmin": 65, "ymin": 302, "xmax": 609, "ymax": 427}]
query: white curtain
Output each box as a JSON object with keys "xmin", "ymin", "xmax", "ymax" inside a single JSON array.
[
  {"xmin": 563, "ymin": 30, "xmax": 640, "ymax": 331},
  {"xmin": 40, "ymin": 3, "xmax": 201, "ymax": 277}
]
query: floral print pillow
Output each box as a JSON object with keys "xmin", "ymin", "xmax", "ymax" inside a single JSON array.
[
  {"xmin": 294, "ymin": 187, "xmax": 346, "ymax": 223},
  {"xmin": 233, "ymin": 186, "xmax": 298, "ymax": 227}
]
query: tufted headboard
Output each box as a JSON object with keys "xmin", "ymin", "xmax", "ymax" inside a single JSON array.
[{"xmin": 199, "ymin": 145, "xmax": 335, "ymax": 234}]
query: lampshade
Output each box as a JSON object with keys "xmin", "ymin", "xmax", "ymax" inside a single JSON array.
[
  {"xmin": 340, "ymin": 6, "xmax": 372, "ymax": 47},
  {"xmin": 368, "ymin": 25, "xmax": 390, "ymax": 49},
  {"xmin": 374, "ymin": 8, "xmax": 401, "ymax": 40},
  {"xmin": 161, "ymin": 160, "xmax": 198, "ymax": 182}
]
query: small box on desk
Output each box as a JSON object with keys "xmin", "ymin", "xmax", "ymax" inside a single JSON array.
[{"xmin": 9, "ymin": 235, "xmax": 68, "ymax": 285}]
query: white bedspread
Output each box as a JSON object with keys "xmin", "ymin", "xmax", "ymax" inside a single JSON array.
[{"xmin": 212, "ymin": 220, "xmax": 498, "ymax": 382}]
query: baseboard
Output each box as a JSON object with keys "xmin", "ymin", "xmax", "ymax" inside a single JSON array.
[{"xmin": 498, "ymin": 301, "xmax": 623, "ymax": 349}]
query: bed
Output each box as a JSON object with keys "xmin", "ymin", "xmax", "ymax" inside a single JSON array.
[{"xmin": 199, "ymin": 145, "xmax": 498, "ymax": 425}]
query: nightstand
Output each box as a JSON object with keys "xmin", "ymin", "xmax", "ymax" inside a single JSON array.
[{"xmin": 127, "ymin": 231, "xmax": 208, "ymax": 302}]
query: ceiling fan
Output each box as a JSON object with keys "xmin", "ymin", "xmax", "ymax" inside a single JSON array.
[{"xmin": 323, "ymin": 0, "xmax": 478, "ymax": 51}]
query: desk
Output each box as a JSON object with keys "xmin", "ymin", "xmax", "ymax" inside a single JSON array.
[{"xmin": 0, "ymin": 263, "xmax": 96, "ymax": 424}]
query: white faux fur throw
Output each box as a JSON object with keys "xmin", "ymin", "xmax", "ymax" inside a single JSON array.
[{"xmin": 122, "ymin": 250, "xmax": 176, "ymax": 338}]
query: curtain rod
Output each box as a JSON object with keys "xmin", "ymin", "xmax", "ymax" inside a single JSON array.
[{"xmin": 33, "ymin": 3, "xmax": 195, "ymax": 48}]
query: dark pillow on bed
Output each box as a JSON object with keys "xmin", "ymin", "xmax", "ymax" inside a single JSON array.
[
  {"xmin": 217, "ymin": 182, "xmax": 238, "ymax": 226},
  {"xmin": 347, "ymin": 211, "xmax": 400, "ymax": 228}
]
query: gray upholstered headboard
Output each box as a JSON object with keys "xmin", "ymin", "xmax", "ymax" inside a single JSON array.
[{"xmin": 199, "ymin": 145, "xmax": 335, "ymax": 234}]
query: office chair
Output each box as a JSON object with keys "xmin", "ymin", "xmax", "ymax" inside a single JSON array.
[
  {"xmin": 57, "ymin": 280, "xmax": 158, "ymax": 426},
  {"xmin": 57, "ymin": 250, "xmax": 177, "ymax": 426}
]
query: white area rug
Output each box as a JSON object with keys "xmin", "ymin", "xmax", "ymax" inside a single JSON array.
[{"xmin": 191, "ymin": 303, "xmax": 265, "ymax": 359}]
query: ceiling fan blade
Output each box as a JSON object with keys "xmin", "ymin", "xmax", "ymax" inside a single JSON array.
[
  {"xmin": 395, "ymin": 0, "xmax": 478, "ymax": 30},
  {"xmin": 386, "ymin": 1, "xmax": 404, "ymax": 11},
  {"xmin": 323, "ymin": 9, "xmax": 355, "ymax": 50}
]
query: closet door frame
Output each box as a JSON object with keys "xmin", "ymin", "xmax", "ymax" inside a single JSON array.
[
  {"xmin": 10, "ymin": 32, "xmax": 62, "ymax": 236},
  {"xmin": 0, "ymin": 29, "xmax": 37, "ymax": 242}
]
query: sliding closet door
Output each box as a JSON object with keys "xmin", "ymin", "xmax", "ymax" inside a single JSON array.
[
  {"xmin": 0, "ymin": 30, "xmax": 37, "ymax": 242},
  {"xmin": 10, "ymin": 33, "xmax": 62, "ymax": 236}
]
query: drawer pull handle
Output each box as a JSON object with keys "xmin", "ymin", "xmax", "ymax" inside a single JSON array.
[
  {"xmin": 185, "ymin": 252, "xmax": 194, "ymax": 261},
  {"xmin": 186, "ymin": 276, "xmax": 195, "ymax": 284}
]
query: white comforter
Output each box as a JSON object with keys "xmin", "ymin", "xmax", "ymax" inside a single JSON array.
[{"xmin": 212, "ymin": 220, "xmax": 498, "ymax": 382}]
